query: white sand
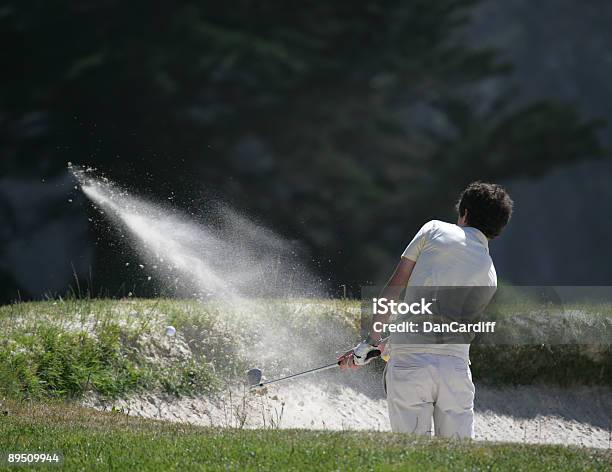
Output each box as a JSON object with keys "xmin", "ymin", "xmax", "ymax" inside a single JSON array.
[{"xmin": 85, "ymin": 380, "xmax": 612, "ymax": 449}]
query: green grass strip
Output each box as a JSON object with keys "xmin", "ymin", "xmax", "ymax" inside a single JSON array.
[{"xmin": 0, "ymin": 400, "xmax": 610, "ymax": 471}]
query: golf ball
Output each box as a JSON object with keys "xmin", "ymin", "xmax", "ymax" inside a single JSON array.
[{"xmin": 165, "ymin": 325, "xmax": 176, "ymax": 337}]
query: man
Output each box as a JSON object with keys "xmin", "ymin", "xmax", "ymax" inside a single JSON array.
[{"xmin": 338, "ymin": 181, "xmax": 513, "ymax": 438}]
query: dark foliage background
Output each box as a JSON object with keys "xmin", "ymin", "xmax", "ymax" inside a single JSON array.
[{"xmin": 0, "ymin": 0, "xmax": 607, "ymax": 301}]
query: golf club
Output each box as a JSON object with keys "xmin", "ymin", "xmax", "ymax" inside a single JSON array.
[{"xmin": 247, "ymin": 341, "xmax": 387, "ymax": 389}]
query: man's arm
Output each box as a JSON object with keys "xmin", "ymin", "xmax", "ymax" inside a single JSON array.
[{"xmin": 338, "ymin": 257, "xmax": 415, "ymax": 368}]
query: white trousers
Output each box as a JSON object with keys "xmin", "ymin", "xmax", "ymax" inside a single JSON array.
[{"xmin": 385, "ymin": 353, "xmax": 475, "ymax": 438}]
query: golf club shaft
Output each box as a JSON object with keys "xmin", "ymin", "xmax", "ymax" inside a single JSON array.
[
  {"xmin": 252, "ymin": 336, "xmax": 390, "ymax": 388},
  {"xmin": 256, "ymin": 362, "xmax": 339, "ymax": 387}
]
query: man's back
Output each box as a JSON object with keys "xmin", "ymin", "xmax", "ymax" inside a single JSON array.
[
  {"xmin": 392, "ymin": 220, "xmax": 497, "ymax": 361},
  {"xmin": 402, "ymin": 220, "xmax": 496, "ymax": 288}
]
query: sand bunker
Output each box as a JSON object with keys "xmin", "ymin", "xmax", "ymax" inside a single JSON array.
[{"xmin": 85, "ymin": 380, "xmax": 612, "ymax": 449}]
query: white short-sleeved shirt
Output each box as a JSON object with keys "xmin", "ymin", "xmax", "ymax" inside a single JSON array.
[
  {"xmin": 392, "ymin": 220, "xmax": 497, "ymax": 360},
  {"xmin": 402, "ymin": 220, "xmax": 497, "ymax": 287}
]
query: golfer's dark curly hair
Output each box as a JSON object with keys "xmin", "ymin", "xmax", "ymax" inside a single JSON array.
[{"xmin": 456, "ymin": 182, "xmax": 513, "ymax": 239}]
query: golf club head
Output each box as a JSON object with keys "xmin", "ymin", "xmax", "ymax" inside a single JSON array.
[{"xmin": 246, "ymin": 368, "xmax": 262, "ymax": 387}]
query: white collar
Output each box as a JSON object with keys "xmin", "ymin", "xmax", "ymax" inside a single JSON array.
[{"xmin": 463, "ymin": 225, "xmax": 489, "ymax": 250}]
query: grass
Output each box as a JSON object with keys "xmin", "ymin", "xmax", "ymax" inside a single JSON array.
[
  {"xmin": 0, "ymin": 298, "xmax": 358, "ymax": 400},
  {"xmin": 0, "ymin": 298, "xmax": 611, "ymax": 402},
  {"xmin": 0, "ymin": 298, "xmax": 610, "ymax": 470},
  {"xmin": 0, "ymin": 399, "xmax": 609, "ymax": 471},
  {"xmin": 470, "ymin": 344, "xmax": 612, "ymax": 385},
  {"xmin": 0, "ymin": 298, "xmax": 238, "ymax": 400}
]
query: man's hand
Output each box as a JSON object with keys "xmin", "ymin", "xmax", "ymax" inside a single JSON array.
[{"xmin": 337, "ymin": 340, "xmax": 384, "ymax": 370}]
